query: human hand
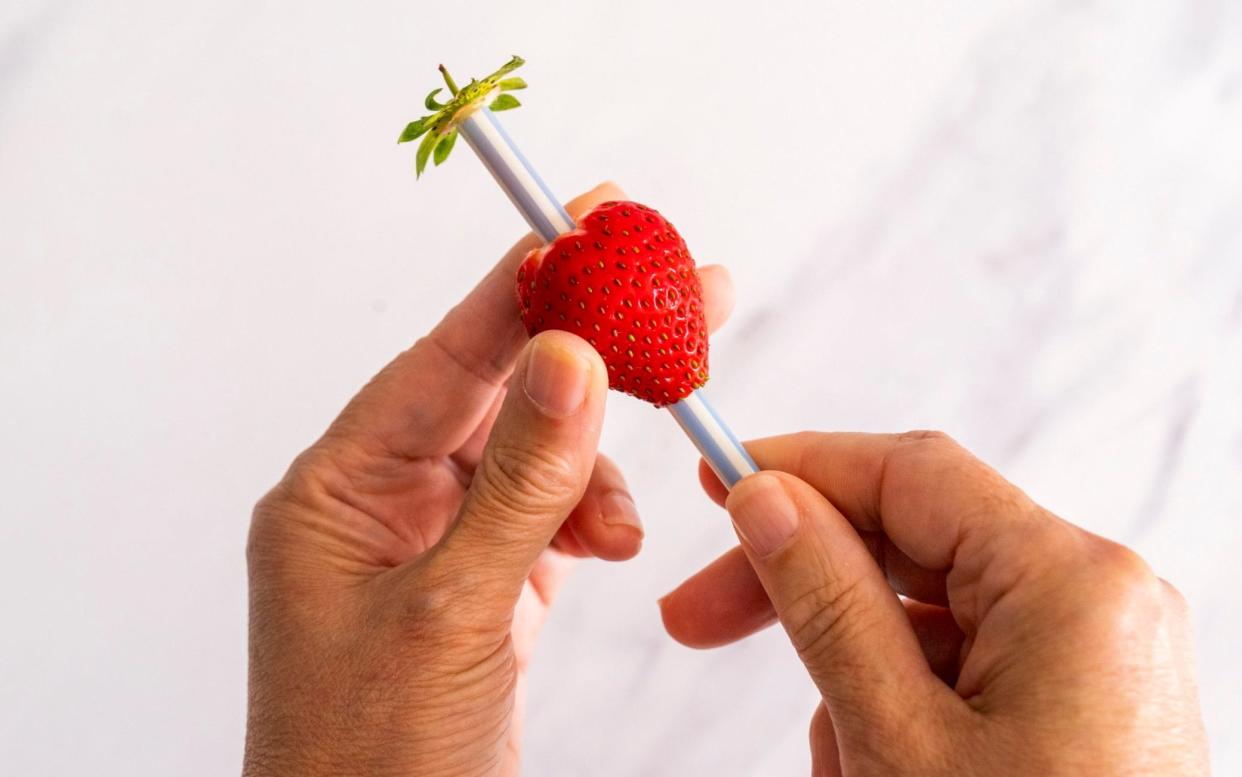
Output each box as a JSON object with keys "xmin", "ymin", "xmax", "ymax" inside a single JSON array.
[
  {"xmin": 660, "ymin": 432, "xmax": 1209, "ymax": 776},
  {"xmin": 243, "ymin": 182, "xmax": 735, "ymax": 777}
]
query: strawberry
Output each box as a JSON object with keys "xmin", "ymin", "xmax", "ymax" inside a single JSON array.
[{"xmin": 515, "ymin": 200, "xmax": 709, "ymax": 407}]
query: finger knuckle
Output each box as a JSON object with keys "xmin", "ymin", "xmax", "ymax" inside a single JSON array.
[
  {"xmin": 394, "ymin": 606, "xmax": 502, "ymax": 674},
  {"xmin": 481, "ymin": 442, "xmax": 580, "ymax": 513},
  {"xmin": 786, "ymin": 431, "xmax": 829, "ymax": 471},
  {"xmin": 897, "ymin": 428, "xmax": 956, "ymax": 448},
  {"xmin": 246, "ymin": 447, "xmax": 342, "ymax": 572},
  {"xmin": 247, "ymin": 480, "xmax": 304, "ymax": 567},
  {"xmin": 1090, "ymin": 539, "xmax": 1162, "ymax": 605},
  {"xmin": 789, "ymin": 430, "xmax": 827, "ymax": 447},
  {"xmin": 1159, "ymin": 577, "xmax": 1190, "ymax": 614},
  {"xmin": 383, "ymin": 564, "xmax": 478, "ymax": 632},
  {"xmin": 785, "ymin": 578, "xmax": 869, "ymax": 670},
  {"xmin": 1100, "ymin": 540, "xmax": 1156, "ymax": 585},
  {"xmin": 890, "ymin": 429, "xmax": 1034, "ymax": 520},
  {"xmin": 395, "ymin": 583, "xmax": 465, "ymax": 640},
  {"xmin": 888, "ymin": 430, "xmax": 960, "ymax": 476},
  {"xmin": 968, "ymin": 482, "xmax": 1037, "ymax": 526},
  {"xmin": 254, "ymin": 447, "xmax": 336, "ymax": 514}
]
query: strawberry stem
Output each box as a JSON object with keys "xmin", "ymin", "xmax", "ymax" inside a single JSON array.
[
  {"xmin": 438, "ymin": 65, "xmax": 460, "ymax": 96},
  {"xmin": 398, "ymin": 56, "xmax": 526, "ymax": 178}
]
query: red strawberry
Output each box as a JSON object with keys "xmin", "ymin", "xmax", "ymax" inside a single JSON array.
[{"xmin": 515, "ymin": 200, "xmax": 709, "ymax": 407}]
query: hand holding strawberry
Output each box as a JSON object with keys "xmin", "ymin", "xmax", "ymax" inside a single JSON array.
[{"xmin": 243, "ymin": 183, "xmax": 737, "ymax": 777}]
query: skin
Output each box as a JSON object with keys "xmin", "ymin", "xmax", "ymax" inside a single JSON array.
[
  {"xmin": 245, "ymin": 181, "xmax": 1208, "ymax": 776},
  {"xmin": 660, "ymin": 433, "xmax": 1210, "ymax": 776},
  {"xmin": 244, "ymin": 182, "xmax": 736, "ymax": 776}
]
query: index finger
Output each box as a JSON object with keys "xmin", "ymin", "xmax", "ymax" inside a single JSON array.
[
  {"xmin": 675, "ymin": 431, "xmax": 1087, "ymax": 650},
  {"xmin": 736, "ymin": 431, "xmax": 1070, "ymax": 577}
]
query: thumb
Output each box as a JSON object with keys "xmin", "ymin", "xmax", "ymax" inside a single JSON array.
[
  {"xmin": 726, "ymin": 472, "xmax": 947, "ymax": 739},
  {"xmin": 417, "ymin": 330, "xmax": 607, "ymax": 611}
]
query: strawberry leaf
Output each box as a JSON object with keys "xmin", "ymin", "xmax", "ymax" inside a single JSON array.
[
  {"xmin": 490, "ymin": 55, "xmax": 525, "ymax": 79},
  {"xmin": 415, "ymin": 130, "xmax": 438, "ymax": 178},
  {"xmin": 490, "ymin": 93, "xmax": 521, "ymax": 111},
  {"xmin": 433, "ymin": 130, "xmax": 457, "ymax": 166},
  {"xmin": 397, "ymin": 117, "xmax": 431, "ymax": 144},
  {"xmin": 400, "ymin": 56, "xmax": 529, "ymax": 179}
]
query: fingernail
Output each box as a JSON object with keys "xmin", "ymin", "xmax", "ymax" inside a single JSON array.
[
  {"xmin": 729, "ymin": 474, "xmax": 799, "ymax": 557},
  {"xmin": 524, "ymin": 337, "xmax": 591, "ymax": 417},
  {"xmin": 600, "ymin": 491, "xmax": 643, "ymax": 533}
]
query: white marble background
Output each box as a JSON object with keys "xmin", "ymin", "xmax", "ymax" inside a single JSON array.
[{"xmin": 2, "ymin": 0, "xmax": 1239, "ymax": 773}]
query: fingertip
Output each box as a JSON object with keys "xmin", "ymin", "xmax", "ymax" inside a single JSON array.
[
  {"xmin": 723, "ymin": 470, "xmax": 772, "ymax": 512},
  {"xmin": 566, "ymin": 490, "xmax": 644, "ymax": 562},
  {"xmin": 698, "ymin": 264, "xmax": 734, "ymax": 292},
  {"xmin": 657, "ymin": 593, "xmax": 691, "ymax": 645},
  {"xmin": 726, "ymin": 470, "xmax": 803, "ymax": 513},
  {"xmin": 725, "ymin": 472, "xmax": 800, "ymax": 559},
  {"xmin": 699, "ymin": 262, "xmax": 732, "ymax": 281},
  {"xmin": 566, "ymin": 181, "xmax": 628, "ymax": 219},
  {"xmin": 593, "ymin": 179, "xmax": 624, "ymax": 197},
  {"xmin": 594, "ymin": 524, "xmax": 644, "ymax": 562},
  {"xmin": 656, "ymin": 588, "xmax": 706, "ymax": 648},
  {"xmin": 522, "ymin": 330, "xmax": 608, "ymax": 414},
  {"xmin": 527, "ymin": 328, "xmax": 605, "ymax": 369},
  {"xmin": 698, "ymin": 264, "xmax": 736, "ymax": 334},
  {"xmin": 657, "ymin": 546, "xmax": 777, "ymax": 649},
  {"xmin": 599, "ymin": 490, "xmax": 644, "ymax": 536}
]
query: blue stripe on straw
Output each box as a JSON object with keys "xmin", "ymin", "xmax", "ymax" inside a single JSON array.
[
  {"xmin": 460, "ymin": 109, "xmax": 573, "ymax": 242},
  {"xmin": 457, "ymin": 105, "xmax": 758, "ymax": 490},
  {"xmin": 667, "ymin": 391, "xmax": 759, "ymax": 489}
]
